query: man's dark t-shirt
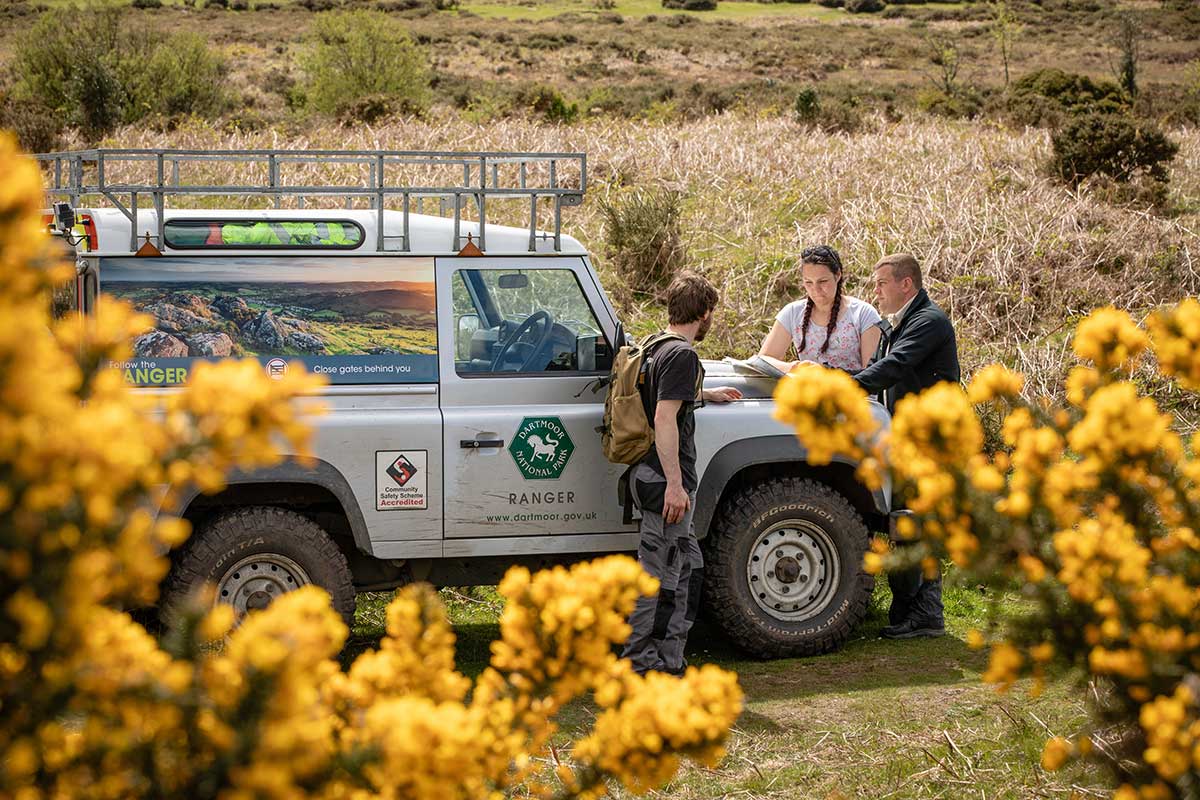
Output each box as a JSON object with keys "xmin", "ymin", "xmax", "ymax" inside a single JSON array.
[{"xmin": 640, "ymin": 337, "xmax": 703, "ymax": 492}]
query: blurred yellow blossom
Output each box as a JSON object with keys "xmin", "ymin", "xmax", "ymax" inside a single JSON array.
[
  {"xmin": 1072, "ymin": 307, "xmax": 1149, "ymax": 372},
  {"xmin": 0, "ymin": 136, "xmax": 741, "ymax": 800},
  {"xmin": 772, "ymin": 364, "xmax": 878, "ymax": 465},
  {"xmin": 774, "ymin": 301, "xmax": 1200, "ymax": 797}
]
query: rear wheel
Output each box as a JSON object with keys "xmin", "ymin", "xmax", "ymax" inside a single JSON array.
[
  {"xmin": 162, "ymin": 506, "xmax": 355, "ymax": 625},
  {"xmin": 702, "ymin": 478, "xmax": 873, "ymax": 658}
]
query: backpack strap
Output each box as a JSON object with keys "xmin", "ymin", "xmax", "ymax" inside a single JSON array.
[
  {"xmin": 637, "ymin": 331, "xmax": 690, "ymax": 426},
  {"xmin": 636, "ymin": 331, "xmax": 687, "ymax": 386},
  {"xmin": 618, "ymin": 466, "xmax": 635, "ymax": 525}
]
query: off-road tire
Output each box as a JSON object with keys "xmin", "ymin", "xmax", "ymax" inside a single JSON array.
[
  {"xmin": 702, "ymin": 478, "xmax": 873, "ymax": 658},
  {"xmin": 161, "ymin": 506, "xmax": 355, "ymax": 625}
]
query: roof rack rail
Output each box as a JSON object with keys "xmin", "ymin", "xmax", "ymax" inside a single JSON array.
[{"xmin": 33, "ymin": 148, "xmax": 587, "ymax": 253}]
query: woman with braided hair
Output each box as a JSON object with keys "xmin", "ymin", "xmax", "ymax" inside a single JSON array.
[{"xmin": 758, "ymin": 245, "xmax": 883, "ymax": 373}]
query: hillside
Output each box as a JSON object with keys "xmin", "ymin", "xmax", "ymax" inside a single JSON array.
[{"xmin": 1, "ymin": 0, "xmax": 1197, "ymax": 127}]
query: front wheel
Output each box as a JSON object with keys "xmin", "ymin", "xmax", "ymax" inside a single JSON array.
[
  {"xmin": 702, "ymin": 478, "xmax": 873, "ymax": 658},
  {"xmin": 161, "ymin": 506, "xmax": 356, "ymax": 625}
]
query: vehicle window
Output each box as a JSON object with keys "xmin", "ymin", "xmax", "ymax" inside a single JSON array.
[
  {"xmin": 99, "ymin": 256, "xmax": 437, "ymax": 387},
  {"xmin": 164, "ymin": 219, "xmax": 364, "ymax": 250},
  {"xmin": 453, "ymin": 268, "xmax": 611, "ymax": 376}
]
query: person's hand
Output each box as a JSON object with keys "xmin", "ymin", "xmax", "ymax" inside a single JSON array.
[
  {"xmin": 703, "ymin": 386, "xmax": 743, "ymax": 403},
  {"xmin": 663, "ymin": 482, "xmax": 690, "ymax": 525}
]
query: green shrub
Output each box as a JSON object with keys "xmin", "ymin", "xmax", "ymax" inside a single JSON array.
[
  {"xmin": 300, "ymin": 11, "xmax": 430, "ymax": 117},
  {"xmin": 13, "ymin": 8, "xmax": 122, "ymax": 136},
  {"xmin": 794, "ymin": 86, "xmax": 819, "ymax": 121},
  {"xmin": 13, "ymin": 6, "xmax": 228, "ymax": 137},
  {"xmin": 917, "ymin": 87, "xmax": 983, "ymax": 119},
  {"xmin": 1006, "ymin": 68, "xmax": 1127, "ymax": 128},
  {"xmin": 1049, "ymin": 112, "xmax": 1178, "ymax": 187},
  {"xmin": 845, "ymin": 0, "xmax": 884, "ymax": 12},
  {"xmin": 131, "ymin": 0, "xmax": 163, "ymax": 7},
  {"xmin": 792, "ymin": 87, "xmax": 866, "ymax": 133},
  {"xmin": 817, "ymin": 0, "xmax": 844, "ymax": 7},
  {"xmin": 0, "ymin": 90, "xmax": 63, "ymax": 153},
  {"xmin": 600, "ymin": 186, "xmax": 687, "ymax": 295},
  {"xmin": 522, "ymin": 85, "xmax": 579, "ymax": 123},
  {"xmin": 677, "ymin": 82, "xmax": 740, "ymax": 116},
  {"xmin": 662, "ymin": 0, "xmax": 718, "ymax": 9},
  {"xmin": 70, "ymin": 60, "xmax": 127, "ymax": 136},
  {"xmin": 124, "ymin": 32, "xmax": 228, "ymax": 119}
]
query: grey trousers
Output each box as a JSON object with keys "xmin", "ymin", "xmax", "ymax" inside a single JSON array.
[
  {"xmin": 888, "ymin": 540, "xmax": 944, "ymax": 626},
  {"xmin": 621, "ymin": 463, "xmax": 704, "ymax": 675}
]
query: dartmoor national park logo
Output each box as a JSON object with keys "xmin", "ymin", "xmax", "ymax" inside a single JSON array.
[{"xmin": 509, "ymin": 417, "xmax": 574, "ymax": 480}]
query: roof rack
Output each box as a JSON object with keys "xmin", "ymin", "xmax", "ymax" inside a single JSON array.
[{"xmin": 33, "ymin": 148, "xmax": 587, "ymax": 253}]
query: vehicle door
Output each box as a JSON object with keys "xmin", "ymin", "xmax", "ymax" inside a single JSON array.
[{"xmin": 437, "ymin": 257, "xmax": 632, "ymax": 540}]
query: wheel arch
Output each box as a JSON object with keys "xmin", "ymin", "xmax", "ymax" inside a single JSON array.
[
  {"xmin": 173, "ymin": 458, "xmax": 371, "ymax": 556},
  {"xmin": 695, "ymin": 436, "xmax": 889, "ymax": 540}
]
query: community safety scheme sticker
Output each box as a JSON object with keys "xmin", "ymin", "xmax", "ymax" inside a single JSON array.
[{"xmin": 375, "ymin": 450, "xmax": 428, "ymax": 511}]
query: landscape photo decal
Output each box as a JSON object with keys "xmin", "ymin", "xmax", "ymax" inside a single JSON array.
[{"xmin": 101, "ymin": 256, "xmax": 438, "ymax": 386}]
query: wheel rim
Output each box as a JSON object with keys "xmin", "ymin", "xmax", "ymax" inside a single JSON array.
[
  {"xmin": 745, "ymin": 520, "xmax": 840, "ymax": 622},
  {"xmin": 216, "ymin": 553, "xmax": 311, "ymax": 616}
]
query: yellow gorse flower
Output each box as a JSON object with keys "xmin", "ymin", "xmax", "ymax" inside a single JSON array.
[
  {"xmin": 773, "ymin": 302, "xmax": 1200, "ymax": 797},
  {"xmin": 1072, "ymin": 306, "xmax": 1150, "ymax": 372},
  {"xmin": 1148, "ymin": 298, "xmax": 1200, "ymax": 391},
  {"xmin": 772, "ymin": 363, "xmax": 878, "ymax": 466},
  {"xmin": 0, "ymin": 136, "xmax": 741, "ymax": 800}
]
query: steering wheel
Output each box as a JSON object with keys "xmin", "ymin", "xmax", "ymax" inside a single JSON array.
[{"xmin": 490, "ymin": 310, "xmax": 556, "ymax": 372}]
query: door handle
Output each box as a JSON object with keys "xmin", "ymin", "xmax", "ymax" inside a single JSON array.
[{"xmin": 461, "ymin": 439, "xmax": 504, "ymax": 449}]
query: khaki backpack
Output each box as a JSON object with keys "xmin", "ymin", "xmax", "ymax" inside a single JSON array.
[{"xmin": 600, "ymin": 331, "xmax": 687, "ymax": 465}]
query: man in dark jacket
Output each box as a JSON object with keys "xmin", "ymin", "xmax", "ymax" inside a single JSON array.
[{"xmin": 855, "ymin": 253, "xmax": 960, "ymax": 639}]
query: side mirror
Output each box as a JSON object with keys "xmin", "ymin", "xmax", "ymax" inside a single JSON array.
[
  {"xmin": 613, "ymin": 320, "xmax": 629, "ymax": 348},
  {"xmin": 456, "ymin": 314, "xmax": 481, "ymax": 360}
]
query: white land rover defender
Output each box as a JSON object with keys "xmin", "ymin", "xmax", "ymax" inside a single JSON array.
[{"xmin": 39, "ymin": 148, "xmax": 896, "ymax": 658}]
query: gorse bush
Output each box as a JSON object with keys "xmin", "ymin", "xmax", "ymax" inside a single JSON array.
[
  {"xmin": 0, "ymin": 88, "xmax": 63, "ymax": 153},
  {"xmin": 845, "ymin": 0, "xmax": 885, "ymax": 13},
  {"xmin": 299, "ymin": 10, "xmax": 431, "ymax": 117},
  {"xmin": 0, "ymin": 137, "xmax": 742, "ymax": 799},
  {"xmin": 792, "ymin": 86, "xmax": 867, "ymax": 133},
  {"xmin": 12, "ymin": 6, "xmax": 228, "ymax": 137},
  {"xmin": 13, "ymin": 8, "xmax": 125, "ymax": 136},
  {"xmin": 917, "ymin": 87, "xmax": 983, "ymax": 119},
  {"xmin": 1012, "ymin": 68, "xmax": 1127, "ymax": 115},
  {"xmin": 794, "ymin": 86, "xmax": 820, "ymax": 121},
  {"xmin": 1006, "ymin": 68, "xmax": 1128, "ymax": 128},
  {"xmin": 600, "ymin": 186, "xmax": 687, "ymax": 295},
  {"xmin": 126, "ymin": 32, "xmax": 229, "ymax": 120},
  {"xmin": 1050, "ymin": 112, "xmax": 1178, "ymax": 187},
  {"xmin": 521, "ymin": 85, "xmax": 580, "ymax": 124},
  {"xmin": 775, "ymin": 305, "xmax": 1200, "ymax": 799}
]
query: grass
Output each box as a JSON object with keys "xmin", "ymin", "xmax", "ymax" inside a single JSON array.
[{"xmin": 347, "ymin": 577, "xmax": 1109, "ymax": 798}]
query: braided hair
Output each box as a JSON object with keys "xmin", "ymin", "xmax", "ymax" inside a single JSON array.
[{"xmin": 796, "ymin": 245, "xmax": 845, "ymax": 356}]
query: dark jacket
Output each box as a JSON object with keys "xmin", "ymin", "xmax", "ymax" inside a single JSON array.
[{"xmin": 854, "ymin": 289, "xmax": 960, "ymax": 415}]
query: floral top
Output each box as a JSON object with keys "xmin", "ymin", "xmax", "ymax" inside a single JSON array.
[{"xmin": 775, "ymin": 295, "xmax": 882, "ymax": 371}]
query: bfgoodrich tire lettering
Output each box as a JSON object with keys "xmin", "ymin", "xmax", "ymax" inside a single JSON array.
[
  {"xmin": 702, "ymin": 478, "xmax": 873, "ymax": 658},
  {"xmin": 162, "ymin": 506, "xmax": 355, "ymax": 624}
]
